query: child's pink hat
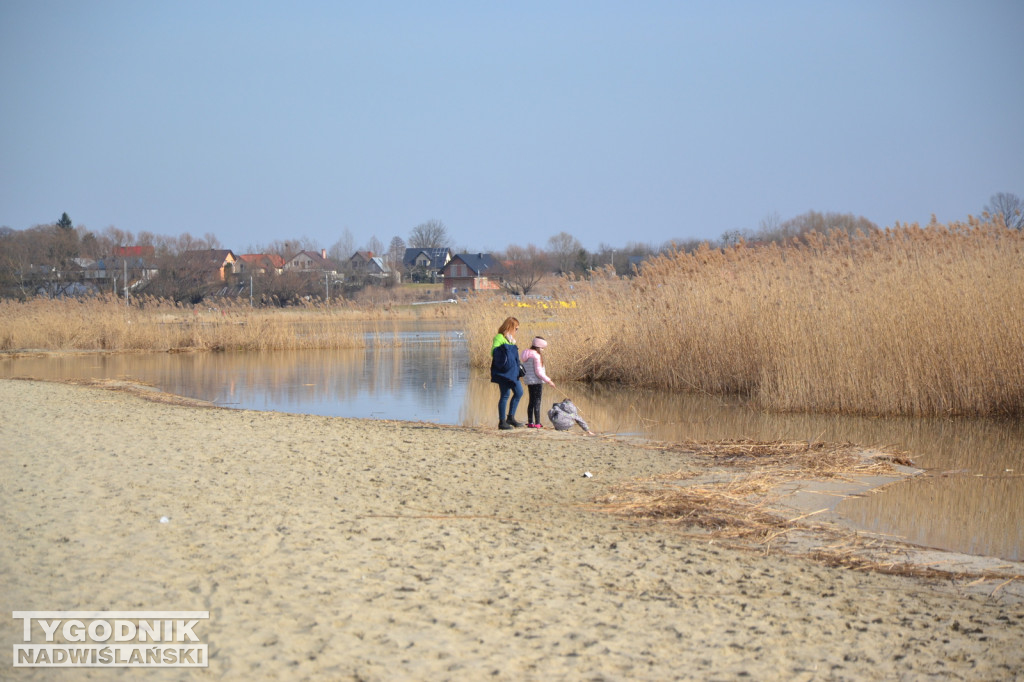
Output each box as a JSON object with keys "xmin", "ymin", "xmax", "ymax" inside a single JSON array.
[{"xmin": 532, "ymin": 337, "xmax": 547, "ymax": 349}]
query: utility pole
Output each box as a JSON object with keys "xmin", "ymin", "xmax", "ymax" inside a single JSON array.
[
  {"xmin": 250, "ymin": 275, "xmax": 254, "ymax": 307},
  {"xmin": 124, "ymin": 260, "xmax": 128, "ymax": 307}
]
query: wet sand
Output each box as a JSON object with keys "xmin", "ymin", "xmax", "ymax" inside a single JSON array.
[{"xmin": 1, "ymin": 378, "xmax": 1022, "ymax": 680}]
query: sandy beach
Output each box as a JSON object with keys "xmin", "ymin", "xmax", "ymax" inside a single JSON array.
[{"xmin": 2, "ymin": 378, "xmax": 1023, "ymax": 680}]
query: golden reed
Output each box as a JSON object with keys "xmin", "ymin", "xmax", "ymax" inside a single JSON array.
[
  {"xmin": 0, "ymin": 296, "xmax": 446, "ymax": 352},
  {"xmin": 464, "ymin": 220, "xmax": 1024, "ymax": 418}
]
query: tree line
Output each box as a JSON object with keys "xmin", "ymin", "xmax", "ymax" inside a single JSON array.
[{"xmin": 2, "ymin": 193, "xmax": 1019, "ymax": 302}]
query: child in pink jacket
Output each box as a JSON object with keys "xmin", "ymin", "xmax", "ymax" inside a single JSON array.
[{"xmin": 520, "ymin": 337, "xmax": 555, "ymax": 428}]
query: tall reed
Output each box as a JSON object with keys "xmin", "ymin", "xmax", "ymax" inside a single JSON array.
[
  {"xmin": 462, "ymin": 220, "xmax": 1024, "ymax": 418},
  {"xmin": 0, "ymin": 296, "xmax": 373, "ymax": 352}
]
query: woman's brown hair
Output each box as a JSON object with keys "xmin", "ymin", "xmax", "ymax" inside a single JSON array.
[{"xmin": 497, "ymin": 317, "xmax": 519, "ymax": 337}]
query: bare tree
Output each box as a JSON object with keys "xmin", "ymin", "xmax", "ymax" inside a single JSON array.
[
  {"xmin": 622, "ymin": 241, "xmax": 656, "ymax": 274},
  {"xmin": 49, "ymin": 216, "xmax": 81, "ymax": 269},
  {"xmin": 595, "ymin": 242, "xmax": 618, "ymax": 272},
  {"xmin": 364, "ymin": 235, "xmax": 383, "ymax": 256},
  {"xmin": 770, "ymin": 211, "xmax": 878, "ymax": 244},
  {"xmin": 99, "ymin": 225, "xmax": 134, "ymax": 252},
  {"xmin": 0, "ymin": 226, "xmax": 39, "ymax": 298},
  {"xmin": 501, "ymin": 244, "xmax": 548, "ymax": 295},
  {"xmin": 984, "ymin": 192, "xmax": 1024, "ymax": 230},
  {"xmin": 327, "ymin": 229, "xmax": 354, "ymax": 262},
  {"xmin": 659, "ymin": 238, "xmax": 705, "ymax": 254},
  {"xmin": 78, "ymin": 230, "xmax": 101, "ymax": 259},
  {"xmin": 261, "ymin": 236, "xmax": 321, "ymax": 260},
  {"xmin": 547, "ymin": 231, "xmax": 581, "ymax": 275},
  {"xmin": 409, "ymin": 219, "xmax": 450, "ymax": 248},
  {"xmin": 325, "ymin": 231, "xmax": 354, "ymax": 281},
  {"xmin": 719, "ymin": 230, "xmax": 747, "ymax": 248},
  {"xmin": 387, "ymin": 235, "xmax": 406, "ymax": 267},
  {"xmin": 174, "ymin": 232, "xmax": 203, "ymax": 253},
  {"xmin": 0, "ymin": 219, "xmax": 89, "ymax": 298},
  {"xmin": 151, "ymin": 233, "xmax": 179, "ymax": 259},
  {"xmin": 757, "ymin": 211, "xmax": 782, "ymax": 240}
]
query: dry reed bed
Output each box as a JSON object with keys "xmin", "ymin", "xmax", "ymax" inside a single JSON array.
[
  {"xmin": 464, "ymin": 221, "xmax": 1024, "ymax": 418},
  {"xmin": 593, "ymin": 439, "xmax": 1021, "ymax": 582},
  {"xmin": 0, "ymin": 295, "xmax": 445, "ymax": 352},
  {"xmin": 593, "ymin": 440, "xmax": 907, "ymax": 540},
  {"xmin": 459, "ymin": 300, "xmax": 562, "ymax": 370}
]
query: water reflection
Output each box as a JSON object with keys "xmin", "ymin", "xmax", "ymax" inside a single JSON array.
[
  {"xmin": 2, "ymin": 342, "xmax": 468, "ymax": 422},
  {"xmin": 560, "ymin": 381, "xmax": 1024, "ymax": 473},
  {"xmin": 555, "ymin": 381, "xmax": 1024, "ymax": 560},
  {"xmin": 840, "ymin": 474, "xmax": 1024, "ymax": 560},
  {"xmin": 3, "ymin": 335, "xmax": 1023, "ymax": 561}
]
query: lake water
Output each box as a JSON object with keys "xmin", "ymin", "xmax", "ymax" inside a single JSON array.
[{"xmin": 4, "ymin": 326, "xmax": 1022, "ymax": 561}]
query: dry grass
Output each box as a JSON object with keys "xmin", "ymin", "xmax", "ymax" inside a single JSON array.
[
  {"xmin": 0, "ymin": 295, "xmax": 453, "ymax": 353},
  {"xmin": 352, "ymin": 283, "xmax": 448, "ymax": 307},
  {"xmin": 458, "ymin": 295, "xmax": 563, "ymax": 371},
  {"xmin": 593, "ymin": 439, "xmax": 1022, "ymax": 581},
  {"xmin": 593, "ymin": 440, "xmax": 907, "ymax": 540},
  {"xmin": 9, "ymin": 220, "xmax": 1023, "ymax": 419},
  {"xmin": 463, "ymin": 220, "xmax": 1024, "ymax": 418}
]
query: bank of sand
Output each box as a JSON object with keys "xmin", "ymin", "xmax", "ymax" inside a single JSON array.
[{"xmin": 1, "ymin": 378, "xmax": 1023, "ymax": 680}]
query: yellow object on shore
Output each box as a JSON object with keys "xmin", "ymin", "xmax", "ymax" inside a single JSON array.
[{"xmin": 506, "ymin": 299, "xmax": 577, "ymax": 309}]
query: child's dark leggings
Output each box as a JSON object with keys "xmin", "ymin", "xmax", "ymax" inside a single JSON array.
[{"xmin": 527, "ymin": 384, "xmax": 544, "ymax": 424}]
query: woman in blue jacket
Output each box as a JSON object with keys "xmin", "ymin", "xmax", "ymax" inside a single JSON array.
[{"xmin": 490, "ymin": 317, "xmax": 523, "ymax": 429}]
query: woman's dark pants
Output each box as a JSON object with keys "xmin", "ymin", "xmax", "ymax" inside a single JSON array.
[{"xmin": 497, "ymin": 379, "xmax": 523, "ymax": 423}]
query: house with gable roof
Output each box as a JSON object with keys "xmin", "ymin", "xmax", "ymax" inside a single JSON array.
[
  {"xmin": 82, "ymin": 246, "xmax": 159, "ymax": 282},
  {"xmin": 402, "ymin": 247, "xmax": 452, "ymax": 283},
  {"xmin": 284, "ymin": 249, "xmax": 337, "ymax": 274},
  {"xmin": 180, "ymin": 249, "xmax": 238, "ymax": 281},
  {"xmin": 349, "ymin": 251, "xmax": 394, "ymax": 281},
  {"xmin": 442, "ymin": 253, "xmax": 503, "ymax": 294},
  {"xmin": 113, "ymin": 245, "xmax": 156, "ymax": 260},
  {"xmin": 237, "ymin": 253, "xmax": 285, "ymax": 276}
]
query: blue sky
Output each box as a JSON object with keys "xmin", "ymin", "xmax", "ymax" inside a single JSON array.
[{"xmin": 2, "ymin": 1, "xmax": 1022, "ymax": 254}]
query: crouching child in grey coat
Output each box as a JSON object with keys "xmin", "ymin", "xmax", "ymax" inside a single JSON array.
[{"xmin": 547, "ymin": 399, "xmax": 594, "ymax": 435}]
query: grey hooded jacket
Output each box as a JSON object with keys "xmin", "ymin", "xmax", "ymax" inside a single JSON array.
[{"xmin": 547, "ymin": 399, "xmax": 590, "ymax": 432}]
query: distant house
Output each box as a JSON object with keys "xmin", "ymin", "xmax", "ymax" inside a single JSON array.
[
  {"xmin": 81, "ymin": 246, "xmax": 159, "ymax": 285},
  {"xmin": 349, "ymin": 251, "xmax": 393, "ymax": 280},
  {"xmin": 180, "ymin": 249, "xmax": 238, "ymax": 281},
  {"xmin": 237, "ymin": 253, "xmax": 285, "ymax": 275},
  {"xmin": 443, "ymin": 253, "xmax": 502, "ymax": 293},
  {"xmin": 73, "ymin": 257, "xmax": 102, "ymax": 279},
  {"xmin": 87, "ymin": 257, "xmax": 159, "ymax": 284},
  {"xmin": 402, "ymin": 247, "xmax": 452, "ymax": 282},
  {"xmin": 284, "ymin": 249, "xmax": 337, "ymax": 274},
  {"xmin": 349, "ymin": 250, "xmax": 378, "ymax": 271},
  {"xmin": 349, "ymin": 250, "xmax": 375, "ymax": 265},
  {"xmin": 113, "ymin": 245, "xmax": 156, "ymax": 260}
]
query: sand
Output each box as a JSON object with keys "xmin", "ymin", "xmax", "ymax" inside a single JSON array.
[{"xmin": 1, "ymin": 378, "xmax": 1023, "ymax": 680}]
